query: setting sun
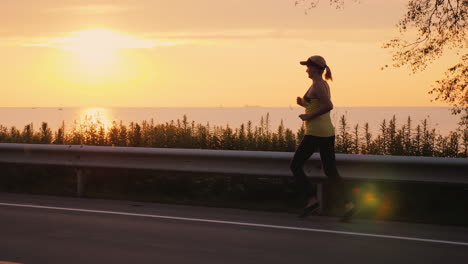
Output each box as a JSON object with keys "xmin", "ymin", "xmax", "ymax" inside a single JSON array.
[
  {"xmin": 25, "ymin": 28, "xmax": 161, "ymax": 82},
  {"xmin": 68, "ymin": 30, "xmax": 116, "ymax": 70},
  {"xmin": 55, "ymin": 29, "xmax": 155, "ymax": 71},
  {"xmin": 23, "ymin": 28, "xmax": 163, "ymax": 90}
]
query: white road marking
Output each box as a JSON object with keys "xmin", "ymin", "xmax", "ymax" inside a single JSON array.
[{"xmin": 1, "ymin": 202, "xmax": 467, "ymax": 247}]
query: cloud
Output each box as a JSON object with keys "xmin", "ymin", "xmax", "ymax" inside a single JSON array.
[
  {"xmin": 144, "ymin": 30, "xmax": 288, "ymax": 40},
  {"xmin": 20, "ymin": 29, "xmax": 204, "ymax": 50},
  {"xmin": 2, "ymin": 28, "xmax": 394, "ymax": 50},
  {"xmin": 144, "ymin": 28, "xmax": 395, "ymax": 42},
  {"xmin": 43, "ymin": 5, "xmax": 129, "ymax": 15}
]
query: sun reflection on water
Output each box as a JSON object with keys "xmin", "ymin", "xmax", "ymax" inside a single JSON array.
[{"xmin": 79, "ymin": 107, "xmax": 113, "ymax": 129}]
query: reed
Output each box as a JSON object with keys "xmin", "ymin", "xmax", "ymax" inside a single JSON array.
[{"xmin": 0, "ymin": 114, "xmax": 466, "ymax": 157}]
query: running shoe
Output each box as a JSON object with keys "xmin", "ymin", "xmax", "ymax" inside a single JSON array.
[
  {"xmin": 298, "ymin": 202, "xmax": 320, "ymax": 218},
  {"xmin": 340, "ymin": 203, "xmax": 357, "ymax": 222}
]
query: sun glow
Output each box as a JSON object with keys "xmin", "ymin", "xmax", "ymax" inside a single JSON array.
[
  {"xmin": 32, "ymin": 28, "xmax": 159, "ymax": 80},
  {"xmin": 58, "ymin": 29, "xmax": 152, "ymax": 71},
  {"xmin": 22, "ymin": 28, "xmax": 187, "ymax": 93}
]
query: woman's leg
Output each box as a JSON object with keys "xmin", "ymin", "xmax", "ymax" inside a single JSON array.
[
  {"xmin": 319, "ymin": 136, "xmax": 356, "ymax": 221},
  {"xmin": 318, "ymin": 136, "xmax": 350, "ymax": 206},
  {"xmin": 290, "ymin": 135, "xmax": 319, "ymax": 201}
]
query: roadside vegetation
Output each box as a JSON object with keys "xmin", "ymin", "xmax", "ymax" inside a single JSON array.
[{"xmin": 0, "ymin": 114, "xmax": 466, "ymax": 157}]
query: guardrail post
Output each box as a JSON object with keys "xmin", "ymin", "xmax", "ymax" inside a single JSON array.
[{"xmin": 75, "ymin": 168, "xmax": 84, "ymax": 197}]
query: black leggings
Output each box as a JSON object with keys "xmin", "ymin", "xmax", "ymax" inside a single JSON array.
[{"xmin": 290, "ymin": 135, "xmax": 349, "ymax": 205}]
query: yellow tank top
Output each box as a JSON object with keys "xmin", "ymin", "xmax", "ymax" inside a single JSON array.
[{"xmin": 302, "ymin": 81, "xmax": 335, "ymax": 137}]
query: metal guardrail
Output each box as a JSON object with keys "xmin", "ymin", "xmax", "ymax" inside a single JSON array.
[{"xmin": 0, "ymin": 143, "xmax": 467, "ymax": 198}]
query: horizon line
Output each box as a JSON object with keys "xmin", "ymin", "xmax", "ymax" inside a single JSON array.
[{"xmin": 0, "ymin": 106, "xmax": 453, "ymax": 108}]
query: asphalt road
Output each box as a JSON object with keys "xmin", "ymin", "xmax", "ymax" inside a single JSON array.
[{"xmin": 1, "ymin": 192, "xmax": 467, "ymax": 264}]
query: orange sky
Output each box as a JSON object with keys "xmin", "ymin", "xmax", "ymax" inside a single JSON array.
[{"xmin": 0, "ymin": 0, "xmax": 463, "ymax": 107}]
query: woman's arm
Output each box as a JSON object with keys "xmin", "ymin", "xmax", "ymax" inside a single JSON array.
[{"xmin": 296, "ymin": 96, "xmax": 305, "ymax": 107}]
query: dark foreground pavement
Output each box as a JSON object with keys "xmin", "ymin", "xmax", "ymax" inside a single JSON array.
[{"xmin": 1, "ymin": 192, "xmax": 467, "ymax": 264}]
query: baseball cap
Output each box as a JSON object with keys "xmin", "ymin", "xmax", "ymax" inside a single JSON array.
[{"xmin": 300, "ymin": 55, "xmax": 327, "ymax": 68}]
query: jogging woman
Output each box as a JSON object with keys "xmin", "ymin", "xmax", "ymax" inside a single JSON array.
[{"xmin": 290, "ymin": 55, "xmax": 356, "ymax": 221}]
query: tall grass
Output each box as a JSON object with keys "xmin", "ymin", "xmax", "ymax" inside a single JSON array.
[{"xmin": 0, "ymin": 114, "xmax": 466, "ymax": 157}]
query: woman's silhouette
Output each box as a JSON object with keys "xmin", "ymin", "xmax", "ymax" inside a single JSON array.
[{"xmin": 290, "ymin": 55, "xmax": 356, "ymax": 221}]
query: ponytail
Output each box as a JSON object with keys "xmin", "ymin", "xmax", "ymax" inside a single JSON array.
[{"xmin": 324, "ymin": 66, "xmax": 333, "ymax": 81}]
